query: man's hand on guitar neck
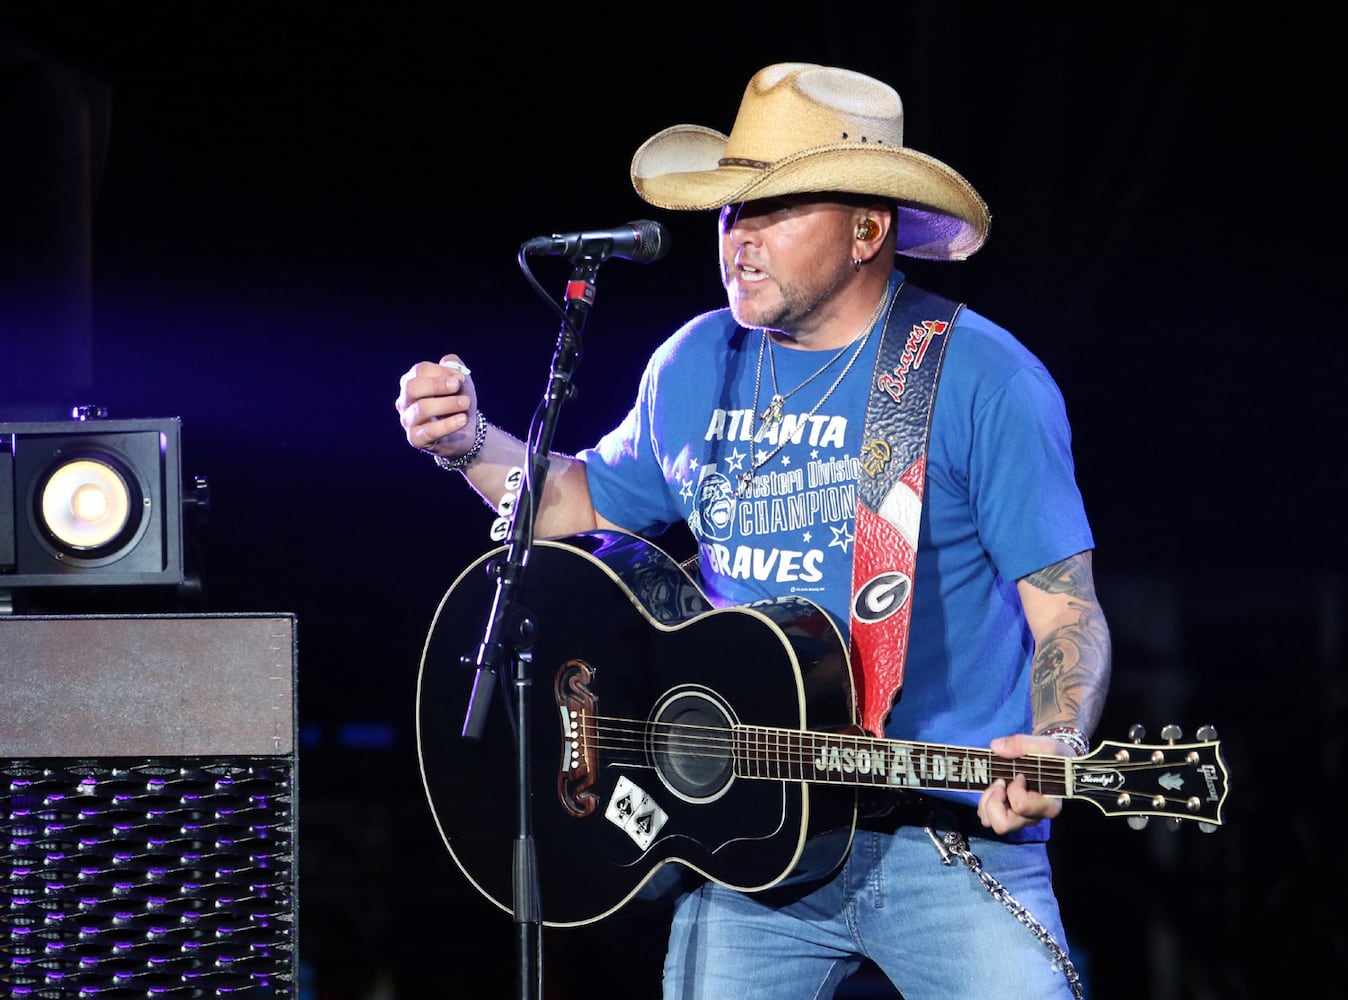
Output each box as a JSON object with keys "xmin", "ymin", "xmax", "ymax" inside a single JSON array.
[{"xmin": 976, "ymin": 733, "xmax": 1071, "ymax": 834}]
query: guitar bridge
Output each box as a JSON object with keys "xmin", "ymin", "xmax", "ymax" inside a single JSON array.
[{"xmin": 555, "ymin": 659, "xmax": 599, "ymax": 817}]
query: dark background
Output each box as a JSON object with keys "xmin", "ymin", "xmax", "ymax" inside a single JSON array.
[{"xmin": 2, "ymin": 4, "xmax": 1343, "ymax": 998}]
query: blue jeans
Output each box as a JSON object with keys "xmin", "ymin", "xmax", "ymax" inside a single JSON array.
[{"xmin": 662, "ymin": 826, "xmax": 1076, "ymax": 1000}]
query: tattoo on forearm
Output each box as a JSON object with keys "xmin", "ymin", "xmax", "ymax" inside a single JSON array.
[
  {"xmin": 1023, "ymin": 555, "xmax": 1094, "ymax": 597},
  {"xmin": 1027, "ymin": 555, "xmax": 1112, "ymax": 735}
]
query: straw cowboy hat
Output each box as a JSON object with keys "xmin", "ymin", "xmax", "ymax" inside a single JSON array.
[{"xmin": 631, "ymin": 62, "xmax": 991, "ymax": 261}]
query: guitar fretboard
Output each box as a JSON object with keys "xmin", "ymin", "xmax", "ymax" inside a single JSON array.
[{"xmin": 733, "ymin": 725, "xmax": 1072, "ymax": 798}]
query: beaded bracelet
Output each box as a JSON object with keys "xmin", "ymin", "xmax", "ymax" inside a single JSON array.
[
  {"xmin": 1042, "ymin": 726, "xmax": 1090, "ymax": 757},
  {"xmin": 433, "ymin": 411, "xmax": 488, "ymax": 472}
]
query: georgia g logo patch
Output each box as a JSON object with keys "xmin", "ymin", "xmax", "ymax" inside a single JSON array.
[{"xmin": 853, "ymin": 571, "xmax": 912, "ymax": 623}]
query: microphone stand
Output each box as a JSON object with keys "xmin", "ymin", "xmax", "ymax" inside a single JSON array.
[{"xmin": 459, "ymin": 254, "xmax": 602, "ymax": 1000}]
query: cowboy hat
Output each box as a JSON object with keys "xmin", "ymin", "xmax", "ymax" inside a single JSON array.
[{"xmin": 630, "ymin": 63, "xmax": 991, "ymax": 261}]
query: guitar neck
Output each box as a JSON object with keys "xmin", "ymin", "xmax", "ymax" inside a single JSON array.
[
  {"xmin": 729, "ymin": 722, "xmax": 1229, "ymax": 828},
  {"xmin": 735, "ymin": 725, "xmax": 1068, "ymax": 797}
]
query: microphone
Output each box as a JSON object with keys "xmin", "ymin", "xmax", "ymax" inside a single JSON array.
[{"xmin": 522, "ymin": 219, "xmax": 670, "ymax": 264}]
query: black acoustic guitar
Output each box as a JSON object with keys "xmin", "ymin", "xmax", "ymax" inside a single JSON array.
[{"xmin": 417, "ymin": 530, "xmax": 1229, "ymax": 927}]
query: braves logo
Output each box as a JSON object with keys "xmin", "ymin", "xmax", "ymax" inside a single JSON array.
[
  {"xmin": 876, "ymin": 319, "xmax": 949, "ymax": 404},
  {"xmin": 853, "ymin": 571, "xmax": 912, "ymax": 623}
]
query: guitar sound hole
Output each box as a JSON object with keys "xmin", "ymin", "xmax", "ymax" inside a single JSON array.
[{"xmin": 649, "ymin": 689, "xmax": 735, "ymax": 803}]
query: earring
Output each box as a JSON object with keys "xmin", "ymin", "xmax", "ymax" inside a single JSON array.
[
  {"xmin": 852, "ymin": 257, "xmax": 863, "ymax": 272},
  {"xmin": 855, "ymin": 219, "xmax": 879, "ymax": 241}
]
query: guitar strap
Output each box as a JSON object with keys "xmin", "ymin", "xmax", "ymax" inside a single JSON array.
[
  {"xmin": 850, "ymin": 280, "xmax": 963, "ymax": 736},
  {"xmin": 850, "ymin": 290, "xmax": 1086, "ymax": 999}
]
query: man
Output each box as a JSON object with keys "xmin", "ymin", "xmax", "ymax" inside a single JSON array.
[{"xmin": 396, "ymin": 63, "xmax": 1110, "ymax": 1000}]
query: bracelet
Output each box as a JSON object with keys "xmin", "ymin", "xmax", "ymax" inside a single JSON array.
[
  {"xmin": 432, "ymin": 411, "xmax": 488, "ymax": 472},
  {"xmin": 1042, "ymin": 726, "xmax": 1090, "ymax": 757}
]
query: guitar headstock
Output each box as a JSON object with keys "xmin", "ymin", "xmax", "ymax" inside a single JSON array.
[{"xmin": 1072, "ymin": 724, "xmax": 1228, "ymax": 831}]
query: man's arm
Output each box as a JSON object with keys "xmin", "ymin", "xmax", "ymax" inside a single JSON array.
[
  {"xmin": 457, "ymin": 422, "xmax": 623, "ymax": 539},
  {"xmin": 978, "ymin": 549, "xmax": 1112, "ymax": 832},
  {"xmin": 1016, "ymin": 549, "xmax": 1112, "ymax": 740}
]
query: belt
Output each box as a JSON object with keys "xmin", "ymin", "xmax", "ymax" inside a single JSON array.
[{"xmin": 854, "ymin": 789, "xmax": 984, "ymax": 837}]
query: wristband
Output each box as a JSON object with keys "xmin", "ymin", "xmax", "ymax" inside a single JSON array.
[
  {"xmin": 433, "ymin": 411, "xmax": 488, "ymax": 472},
  {"xmin": 1043, "ymin": 726, "xmax": 1089, "ymax": 757}
]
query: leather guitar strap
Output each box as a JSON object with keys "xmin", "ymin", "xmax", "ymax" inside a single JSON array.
[{"xmin": 850, "ymin": 281, "xmax": 963, "ymax": 736}]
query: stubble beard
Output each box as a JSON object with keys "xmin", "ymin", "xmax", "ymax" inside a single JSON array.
[
  {"xmin": 727, "ymin": 276, "xmax": 792, "ymax": 333},
  {"xmin": 725, "ymin": 259, "xmax": 854, "ymax": 342}
]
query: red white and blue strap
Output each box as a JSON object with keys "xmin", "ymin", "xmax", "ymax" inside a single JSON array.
[{"xmin": 850, "ymin": 282, "xmax": 962, "ymax": 736}]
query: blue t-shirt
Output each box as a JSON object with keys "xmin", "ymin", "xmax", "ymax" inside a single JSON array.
[{"xmin": 579, "ymin": 273, "xmax": 1094, "ymax": 827}]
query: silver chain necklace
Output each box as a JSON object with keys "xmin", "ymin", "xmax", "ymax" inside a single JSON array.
[
  {"xmin": 737, "ymin": 285, "xmax": 893, "ymax": 499},
  {"xmin": 761, "ymin": 337, "xmax": 851, "ymax": 427}
]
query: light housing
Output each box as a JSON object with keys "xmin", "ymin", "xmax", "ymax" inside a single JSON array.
[{"xmin": 1, "ymin": 417, "xmax": 185, "ymax": 591}]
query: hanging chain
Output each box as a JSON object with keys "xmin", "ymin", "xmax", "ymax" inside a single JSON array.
[{"xmin": 927, "ymin": 829, "xmax": 1084, "ymax": 1000}]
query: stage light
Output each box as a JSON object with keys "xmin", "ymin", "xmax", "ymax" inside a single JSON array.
[
  {"xmin": 1, "ymin": 416, "xmax": 186, "ymax": 595},
  {"xmin": 41, "ymin": 456, "xmax": 137, "ymax": 552}
]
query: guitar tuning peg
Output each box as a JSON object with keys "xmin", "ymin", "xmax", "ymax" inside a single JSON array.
[
  {"xmin": 1196, "ymin": 724, "xmax": 1219, "ymax": 742},
  {"xmin": 1127, "ymin": 816, "xmax": 1150, "ymax": 831},
  {"xmin": 1198, "ymin": 822, "xmax": 1218, "ymax": 833},
  {"xmin": 1160, "ymin": 724, "xmax": 1183, "ymax": 743},
  {"xmin": 1127, "ymin": 724, "xmax": 1146, "ymax": 743},
  {"xmin": 1166, "ymin": 817, "xmax": 1183, "ymax": 831}
]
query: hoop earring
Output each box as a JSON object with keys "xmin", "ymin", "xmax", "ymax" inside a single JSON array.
[{"xmin": 852, "ymin": 257, "xmax": 863, "ymax": 272}]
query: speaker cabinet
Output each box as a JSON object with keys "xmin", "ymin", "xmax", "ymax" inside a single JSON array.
[{"xmin": 1, "ymin": 613, "xmax": 298, "ymax": 996}]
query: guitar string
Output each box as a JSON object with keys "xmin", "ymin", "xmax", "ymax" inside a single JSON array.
[
  {"xmin": 576, "ymin": 718, "xmax": 1205, "ymax": 799},
  {"xmin": 581, "ymin": 717, "xmax": 1067, "ymax": 763},
  {"xmin": 580, "ymin": 713, "xmax": 1200, "ymax": 771},
  {"xmin": 577, "ymin": 716, "xmax": 1080, "ymax": 780},
  {"xmin": 583, "ymin": 715, "xmax": 1071, "ymax": 759}
]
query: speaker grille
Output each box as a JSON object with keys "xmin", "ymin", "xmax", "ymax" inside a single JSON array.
[{"xmin": 3, "ymin": 755, "xmax": 295, "ymax": 997}]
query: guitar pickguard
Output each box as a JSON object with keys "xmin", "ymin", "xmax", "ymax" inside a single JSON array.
[{"xmin": 603, "ymin": 775, "xmax": 668, "ymax": 851}]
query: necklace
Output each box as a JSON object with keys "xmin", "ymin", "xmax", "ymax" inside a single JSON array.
[
  {"xmin": 737, "ymin": 285, "xmax": 894, "ymax": 498},
  {"xmin": 760, "ymin": 339, "xmax": 851, "ymax": 426}
]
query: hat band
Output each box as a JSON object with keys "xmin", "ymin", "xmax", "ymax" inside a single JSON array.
[{"xmin": 720, "ymin": 156, "xmax": 772, "ymax": 169}]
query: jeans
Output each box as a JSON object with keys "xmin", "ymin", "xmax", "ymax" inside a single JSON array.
[{"xmin": 662, "ymin": 825, "xmax": 1076, "ymax": 1000}]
